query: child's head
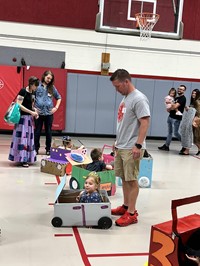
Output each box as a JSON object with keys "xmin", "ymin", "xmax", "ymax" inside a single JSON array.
[
  {"xmin": 90, "ymin": 148, "xmax": 103, "ymax": 161},
  {"xmin": 169, "ymin": 87, "xmax": 176, "ymax": 97},
  {"xmin": 84, "ymin": 172, "xmax": 101, "ymax": 194},
  {"xmin": 62, "ymin": 136, "xmax": 72, "ymax": 148}
]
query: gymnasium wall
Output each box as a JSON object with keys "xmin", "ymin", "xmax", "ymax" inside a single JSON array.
[
  {"xmin": 1, "ymin": 0, "xmax": 200, "ymax": 136},
  {"xmin": 0, "ymin": 0, "xmax": 98, "ymax": 30},
  {"xmin": 0, "ymin": 0, "xmax": 200, "ymax": 40},
  {"xmin": 1, "ymin": 22, "xmax": 200, "ymax": 80}
]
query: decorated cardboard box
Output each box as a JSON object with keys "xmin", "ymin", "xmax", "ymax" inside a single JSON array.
[
  {"xmin": 118, "ymin": 156, "xmax": 153, "ymax": 188},
  {"xmin": 138, "ymin": 156, "xmax": 153, "ymax": 188},
  {"xmin": 40, "ymin": 147, "xmax": 71, "ymax": 176},
  {"xmin": 68, "ymin": 163, "xmax": 116, "ymax": 196},
  {"xmin": 102, "ymin": 144, "xmax": 114, "ymax": 164},
  {"xmin": 51, "ymin": 176, "xmax": 112, "ymax": 229},
  {"xmin": 41, "ymin": 147, "xmax": 88, "ymax": 176},
  {"xmin": 148, "ymin": 195, "xmax": 200, "ymax": 266}
]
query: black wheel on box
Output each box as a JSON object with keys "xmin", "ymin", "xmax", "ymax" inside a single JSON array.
[
  {"xmin": 98, "ymin": 216, "xmax": 112, "ymax": 229},
  {"xmin": 51, "ymin": 217, "xmax": 62, "ymax": 227},
  {"xmin": 69, "ymin": 177, "xmax": 80, "ymax": 190}
]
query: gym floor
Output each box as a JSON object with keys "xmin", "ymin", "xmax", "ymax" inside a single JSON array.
[{"xmin": 0, "ymin": 134, "xmax": 200, "ymax": 266}]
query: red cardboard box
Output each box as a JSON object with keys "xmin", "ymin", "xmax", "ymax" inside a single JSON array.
[{"xmin": 148, "ymin": 195, "xmax": 200, "ymax": 266}]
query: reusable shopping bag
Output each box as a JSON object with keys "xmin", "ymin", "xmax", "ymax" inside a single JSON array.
[{"xmin": 4, "ymin": 102, "xmax": 21, "ymax": 124}]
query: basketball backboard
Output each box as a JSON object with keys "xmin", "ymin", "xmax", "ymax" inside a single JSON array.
[{"xmin": 96, "ymin": 0, "xmax": 184, "ymax": 39}]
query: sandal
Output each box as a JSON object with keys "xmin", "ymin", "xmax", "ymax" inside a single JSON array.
[{"xmin": 22, "ymin": 163, "xmax": 29, "ymax": 168}]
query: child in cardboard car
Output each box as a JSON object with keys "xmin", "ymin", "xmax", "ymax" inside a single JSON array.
[
  {"xmin": 86, "ymin": 148, "xmax": 113, "ymax": 172},
  {"xmin": 58, "ymin": 136, "xmax": 84, "ymax": 150},
  {"xmin": 76, "ymin": 172, "xmax": 103, "ymax": 203}
]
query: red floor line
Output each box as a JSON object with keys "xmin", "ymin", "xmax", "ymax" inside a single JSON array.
[
  {"xmin": 87, "ymin": 252, "xmax": 149, "ymax": 257},
  {"xmin": 54, "ymin": 234, "xmax": 73, "ymax": 237},
  {"xmin": 55, "ymin": 175, "xmax": 61, "ymax": 184},
  {"xmin": 44, "ymin": 182, "xmax": 57, "ymax": 185},
  {"xmin": 73, "ymin": 227, "xmax": 91, "ymax": 266},
  {"xmin": 48, "ymin": 203, "xmax": 54, "ymax": 205}
]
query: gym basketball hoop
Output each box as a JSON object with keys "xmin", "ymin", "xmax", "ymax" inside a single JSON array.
[{"xmin": 135, "ymin": 12, "xmax": 160, "ymax": 41}]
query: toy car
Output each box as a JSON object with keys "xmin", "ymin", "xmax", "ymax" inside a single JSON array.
[
  {"xmin": 51, "ymin": 176, "xmax": 112, "ymax": 229},
  {"xmin": 69, "ymin": 165, "xmax": 116, "ymax": 196},
  {"xmin": 102, "ymin": 144, "xmax": 115, "ymax": 164}
]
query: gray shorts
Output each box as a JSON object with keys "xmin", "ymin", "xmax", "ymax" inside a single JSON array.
[{"xmin": 114, "ymin": 149, "xmax": 143, "ymax": 181}]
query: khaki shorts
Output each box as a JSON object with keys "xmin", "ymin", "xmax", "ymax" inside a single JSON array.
[{"xmin": 114, "ymin": 149, "xmax": 144, "ymax": 181}]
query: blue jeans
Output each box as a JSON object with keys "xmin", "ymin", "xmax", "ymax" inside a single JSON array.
[{"xmin": 165, "ymin": 116, "xmax": 181, "ymax": 147}]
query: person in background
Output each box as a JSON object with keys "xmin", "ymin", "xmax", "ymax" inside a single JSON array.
[
  {"xmin": 193, "ymin": 90, "xmax": 200, "ymax": 156},
  {"xmin": 179, "ymin": 89, "xmax": 200, "ymax": 155},
  {"xmin": 190, "ymin": 89, "xmax": 200, "ymax": 107},
  {"xmin": 158, "ymin": 85, "xmax": 186, "ymax": 152},
  {"xmin": 76, "ymin": 172, "xmax": 103, "ymax": 203},
  {"xmin": 165, "ymin": 87, "xmax": 182, "ymax": 115},
  {"xmin": 86, "ymin": 148, "xmax": 113, "ymax": 172},
  {"xmin": 8, "ymin": 76, "xmax": 40, "ymax": 167},
  {"xmin": 110, "ymin": 69, "xmax": 150, "ymax": 227},
  {"xmin": 34, "ymin": 70, "xmax": 61, "ymax": 155}
]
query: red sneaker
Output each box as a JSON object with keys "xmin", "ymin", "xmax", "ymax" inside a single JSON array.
[
  {"xmin": 115, "ymin": 211, "xmax": 138, "ymax": 227},
  {"xmin": 111, "ymin": 205, "xmax": 127, "ymax": 216}
]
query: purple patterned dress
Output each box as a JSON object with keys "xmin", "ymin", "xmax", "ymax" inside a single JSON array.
[{"xmin": 8, "ymin": 88, "xmax": 36, "ymax": 163}]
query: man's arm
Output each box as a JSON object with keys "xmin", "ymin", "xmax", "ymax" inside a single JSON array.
[
  {"xmin": 132, "ymin": 116, "xmax": 150, "ymax": 159},
  {"xmin": 136, "ymin": 116, "xmax": 150, "ymax": 145},
  {"xmin": 167, "ymin": 102, "xmax": 180, "ymax": 112}
]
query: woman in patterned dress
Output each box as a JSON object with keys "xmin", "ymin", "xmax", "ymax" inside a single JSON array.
[{"xmin": 8, "ymin": 76, "xmax": 39, "ymax": 167}]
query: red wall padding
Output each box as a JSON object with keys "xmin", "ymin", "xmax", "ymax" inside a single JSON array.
[
  {"xmin": 0, "ymin": 66, "xmax": 23, "ymax": 130},
  {"xmin": 0, "ymin": 66, "xmax": 66, "ymax": 131},
  {"xmin": 182, "ymin": 0, "xmax": 200, "ymax": 40},
  {"xmin": 0, "ymin": 0, "xmax": 200, "ymax": 40},
  {"xmin": 0, "ymin": 0, "xmax": 98, "ymax": 29}
]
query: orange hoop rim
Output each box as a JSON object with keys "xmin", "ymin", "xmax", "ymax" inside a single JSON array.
[
  {"xmin": 135, "ymin": 12, "xmax": 160, "ymax": 19},
  {"xmin": 135, "ymin": 12, "xmax": 160, "ymax": 40},
  {"xmin": 135, "ymin": 12, "xmax": 160, "ymax": 26}
]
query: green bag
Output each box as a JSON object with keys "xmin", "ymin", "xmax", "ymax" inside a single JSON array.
[{"xmin": 4, "ymin": 102, "xmax": 21, "ymax": 124}]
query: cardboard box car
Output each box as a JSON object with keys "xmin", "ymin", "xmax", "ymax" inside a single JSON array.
[
  {"xmin": 41, "ymin": 147, "xmax": 89, "ymax": 176},
  {"xmin": 118, "ymin": 156, "xmax": 153, "ymax": 188},
  {"xmin": 51, "ymin": 176, "xmax": 112, "ymax": 229},
  {"xmin": 69, "ymin": 164, "xmax": 116, "ymax": 196},
  {"xmin": 148, "ymin": 195, "xmax": 200, "ymax": 266}
]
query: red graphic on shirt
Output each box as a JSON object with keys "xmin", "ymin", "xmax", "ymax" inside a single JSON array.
[{"xmin": 118, "ymin": 102, "xmax": 125, "ymax": 122}]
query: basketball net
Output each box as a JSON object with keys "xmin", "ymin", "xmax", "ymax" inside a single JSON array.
[{"xmin": 135, "ymin": 13, "xmax": 160, "ymax": 41}]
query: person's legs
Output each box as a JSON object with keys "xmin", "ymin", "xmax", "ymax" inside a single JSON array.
[
  {"xmin": 165, "ymin": 116, "xmax": 174, "ymax": 147},
  {"xmin": 122, "ymin": 179, "xmax": 139, "ymax": 213},
  {"xmin": 34, "ymin": 115, "xmax": 44, "ymax": 153},
  {"xmin": 111, "ymin": 150, "xmax": 128, "ymax": 215},
  {"xmin": 114, "ymin": 149, "xmax": 140, "ymax": 226},
  {"xmin": 158, "ymin": 116, "xmax": 173, "ymax": 150},
  {"xmin": 44, "ymin": 115, "xmax": 53, "ymax": 153},
  {"xmin": 174, "ymin": 119, "xmax": 181, "ymax": 141}
]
